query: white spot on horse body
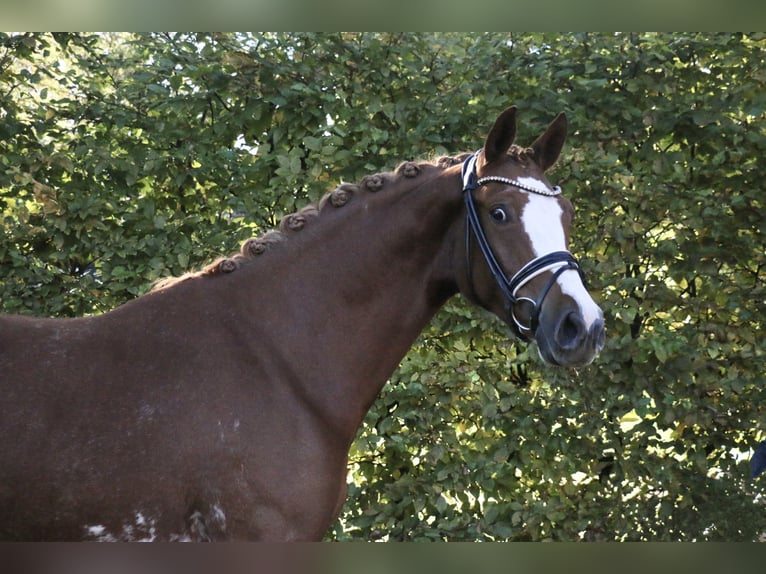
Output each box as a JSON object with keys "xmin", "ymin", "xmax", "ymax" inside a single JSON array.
[
  {"xmin": 212, "ymin": 504, "xmax": 227, "ymax": 528},
  {"xmin": 520, "ymin": 191, "xmax": 602, "ymax": 329},
  {"xmin": 133, "ymin": 511, "xmax": 157, "ymax": 542},
  {"xmin": 138, "ymin": 403, "xmax": 157, "ymax": 422},
  {"xmin": 170, "ymin": 533, "xmax": 194, "ymax": 542},
  {"xmin": 87, "ymin": 524, "xmax": 107, "ymax": 537},
  {"xmin": 84, "ymin": 512, "xmax": 158, "ymax": 542},
  {"xmin": 85, "ymin": 524, "xmax": 117, "ymax": 541}
]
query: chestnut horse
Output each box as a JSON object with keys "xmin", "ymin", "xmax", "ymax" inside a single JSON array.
[{"xmin": 0, "ymin": 106, "xmax": 604, "ymax": 541}]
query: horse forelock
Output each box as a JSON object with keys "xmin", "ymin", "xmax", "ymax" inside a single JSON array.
[
  {"xmin": 488, "ymin": 144, "xmax": 536, "ymax": 167},
  {"xmin": 150, "ymin": 154, "xmax": 465, "ymax": 292}
]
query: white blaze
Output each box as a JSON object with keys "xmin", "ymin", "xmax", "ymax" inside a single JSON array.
[{"xmin": 518, "ymin": 180, "xmax": 602, "ymax": 329}]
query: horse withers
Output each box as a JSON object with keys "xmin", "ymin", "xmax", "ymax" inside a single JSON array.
[{"xmin": 0, "ymin": 106, "xmax": 604, "ymax": 541}]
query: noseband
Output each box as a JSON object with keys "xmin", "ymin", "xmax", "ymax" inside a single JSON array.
[{"xmin": 461, "ymin": 151, "xmax": 584, "ymax": 342}]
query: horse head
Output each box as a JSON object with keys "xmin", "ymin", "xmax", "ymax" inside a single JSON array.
[{"xmin": 461, "ymin": 106, "xmax": 605, "ymax": 367}]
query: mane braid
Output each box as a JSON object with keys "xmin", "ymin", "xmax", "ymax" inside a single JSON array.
[{"xmin": 150, "ymin": 154, "xmax": 464, "ymax": 292}]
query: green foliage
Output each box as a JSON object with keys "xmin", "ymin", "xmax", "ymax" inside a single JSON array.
[{"xmin": 2, "ymin": 32, "xmax": 765, "ymax": 540}]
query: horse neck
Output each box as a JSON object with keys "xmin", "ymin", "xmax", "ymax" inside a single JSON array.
[{"xmin": 221, "ymin": 165, "xmax": 465, "ymax": 437}]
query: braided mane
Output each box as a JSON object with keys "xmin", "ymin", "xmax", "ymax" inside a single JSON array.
[
  {"xmin": 152, "ymin": 144, "xmax": 536, "ymax": 292},
  {"xmin": 151, "ymin": 153, "xmax": 479, "ymax": 292}
]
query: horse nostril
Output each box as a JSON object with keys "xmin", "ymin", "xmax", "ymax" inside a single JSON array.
[{"xmin": 556, "ymin": 311, "xmax": 586, "ymax": 350}]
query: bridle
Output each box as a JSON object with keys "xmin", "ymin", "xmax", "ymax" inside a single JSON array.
[
  {"xmin": 461, "ymin": 150, "xmax": 584, "ymax": 342},
  {"xmin": 461, "ymin": 151, "xmax": 584, "ymax": 341}
]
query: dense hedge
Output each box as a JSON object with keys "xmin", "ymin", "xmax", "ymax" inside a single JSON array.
[{"xmin": 1, "ymin": 32, "xmax": 764, "ymax": 540}]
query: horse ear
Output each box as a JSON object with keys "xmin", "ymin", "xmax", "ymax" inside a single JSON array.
[
  {"xmin": 529, "ymin": 112, "xmax": 567, "ymax": 171},
  {"xmin": 484, "ymin": 106, "xmax": 518, "ymax": 164}
]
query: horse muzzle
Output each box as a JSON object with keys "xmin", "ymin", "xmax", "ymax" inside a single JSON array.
[{"xmin": 535, "ymin": 308, "xmax": 606, "ymax": 367}]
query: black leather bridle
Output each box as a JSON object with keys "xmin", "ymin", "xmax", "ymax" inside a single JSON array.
[{"xmin": 461, "ymin": 151, "xmax": 585, "ymax": 342}]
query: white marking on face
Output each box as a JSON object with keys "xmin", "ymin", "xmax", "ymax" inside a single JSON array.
[
  {"xmin": 516, "ymin": 176, "xmax": 555, "ymax": 195},
  {"xmin": 520, "ymin": 185, "xmax": 603, "ymax": 328}
]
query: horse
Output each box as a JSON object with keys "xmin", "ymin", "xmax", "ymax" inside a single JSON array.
[{"xmin": 0, "ymin": 106, "xmax": 605, "ymax": 541}]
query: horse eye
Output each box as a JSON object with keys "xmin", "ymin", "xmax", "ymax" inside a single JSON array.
[{"xmin": 490, "ymin": 207, "xmax": 508, "ymax": 223}]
